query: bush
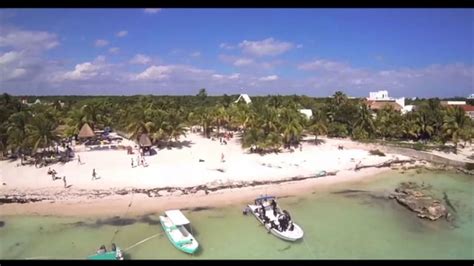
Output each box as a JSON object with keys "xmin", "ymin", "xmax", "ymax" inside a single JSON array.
[
  {"xmin": 465, "ymin": 162, "xmax": 474, "ymax": 171},
  {"xmin": 369, "ymin": 149, "xmax": 385, "ymax": 156}
]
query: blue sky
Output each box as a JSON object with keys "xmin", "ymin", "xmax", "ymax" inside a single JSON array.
[{"xmin": 0, "ymin": 8, "xmax": 472, "ymax": 97}]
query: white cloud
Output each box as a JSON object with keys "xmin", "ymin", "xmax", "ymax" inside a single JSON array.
[
  {"xmin": 0, "ymin": 27, "xmax": 59, "ymax": 51},
  {"xmin": 129, "ymin": 54, "xmax": 152, "ymax": 65},
  {"xmin": 299, "ymin": 58, "xmax": 474, "ymax": 97},
  {"xmin": 233, "ymin": 58, "xmax": 254, "ymax": 66},
  {"xmin": 239, "ymin": 38, "xmax": 294, "ymax": 57},
  {"xmin": 0, "ymin": 51, "xmax": 23, "ymax": 65},
  {"xmin": 296, "ymin": 44, "xmax": 303, "ymax": 49},
  {"xmin": 135, "ymin": 65, "xmax": 171, "ymax": 81},
  {"xmin": 108, "ymin": 47, "xmax": 120, "ymax": 54},
  {"xmin": 190, "ymin": 51, "xmax": 201, "ymax": 57},
  {"xmin": 219, "ymin": 43, "xmax": 235, "ymax": 50},
  {"xmin": 259, "ymin": 75, "xmax": 279, "ymax": 81},
  {"xmin": 116, "ymin": 30, "xmax": 128, "ymax": 37},
  {"xmin": 94, "ymin": 39, "xmax": 109, "ymax": 47},
  {"xmin": 298, "ymin": 59, "xmax": 353, "ymax": 73},
  {"xmin": 56, "ymin": 56, "xmax": 110, "ymax": 81},
  {"xmin": 144, "ymin": 8, "xmax": 161, "ymax": 14},
  {"xmin": 212, "ymin": 73, "xmax": 240, "ymax": 80}
]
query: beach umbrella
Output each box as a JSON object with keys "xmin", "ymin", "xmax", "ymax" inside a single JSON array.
[
  {"xmin": 78, "ymin": 123, "xmax": 95, "ymax": 139},
  {"xmin": 138, "ymin": 134, "xmax": 152, "ymax": 147}
]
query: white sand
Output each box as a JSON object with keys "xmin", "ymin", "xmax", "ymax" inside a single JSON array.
[{"xmin": 0, "ymin": 133, "xmax": 410, "ymax": 192}]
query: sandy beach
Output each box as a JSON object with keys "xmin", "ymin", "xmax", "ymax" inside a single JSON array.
[{"xmin": 1, "ymin": 132, "xmax": 417, "ymax": 216}]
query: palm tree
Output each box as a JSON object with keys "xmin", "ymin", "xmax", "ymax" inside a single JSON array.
[
  {"xmin": 442, "ymin": 106, "xmax": 470, "ymax": 153},
  {"xmin": 414, "ymin": 111, "xmax": 434, "ymax": 142},
  {"xmin": 126, "ymin": 104, "xmax": 154, "ymax": 141},
  {"xmin": 279, "ymin": 107, "xmax": 304, "ymax": 148},
  {"xmin": 6, "ymin": 111, "xmax": 31, "ymax": 156},
  {"xmin": 353, "ymin": 103, "xmax": 375, "ymax": 139},
  {"xmin": 26, "ymin": 113, "xmax": 59, "ymax": 155},
  {"xmin": 212, "ymin": 105, "xmax": 228, "ymax": 135}
]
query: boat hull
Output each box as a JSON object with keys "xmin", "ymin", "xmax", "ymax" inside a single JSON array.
[
  {"xmin": 159, "ymin": 216, "xmax": 199, "ymax": 254},
  {"xmin": 248, "ymin": 204, "xmax": 304, "ymax": 242},
  {"xmin": 87, "ymin": 248, "xmax": 123, "ymax": 260}
]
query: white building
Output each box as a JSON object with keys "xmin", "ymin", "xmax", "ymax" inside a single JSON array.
[
  {"xmin": 401, "ymin": 105, "xmax": 415, "ymax": 114},
  {"xmin": 368, "ymin": 90, "xmax": 391, "ymax": 101},
  {"xmin": 298, "ymin": 109, "xmax": 313, "ymax": 119},
  {"xmin": 468, "ymin": 94, "xmax": 474, "ymax": 99},
  {"xmin": 235, "ymin": 94, "xmax": 252, "ymax": 104},
  {"xmin": 367, "ymin": 90, "xmax": 414, "ymax": 114},
  {"xmin": 442, "ymin": 101, "xmax": 466, "ymax": 105}
]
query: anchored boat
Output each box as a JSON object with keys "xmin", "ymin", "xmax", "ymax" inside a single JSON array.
[
  {"xmin": 159, "ymin": 209, "xmax": 199, "ymax": 254},
  {"xmin": 87, "ymin": 243, "xmax": 124, "ymax": 260},
  {"xmin": 247, "ymin": 195, "xmax": 304, "ymax": 241}
]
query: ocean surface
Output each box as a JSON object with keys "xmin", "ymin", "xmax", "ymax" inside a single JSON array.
[{"xmin": 1, "ymin": 169, "xmax": 473, "ymax": 259}]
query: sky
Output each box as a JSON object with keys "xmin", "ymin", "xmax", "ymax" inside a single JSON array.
[{"xmin": 0, "ymin": 8, "xmax": 472, "ymax": 97}]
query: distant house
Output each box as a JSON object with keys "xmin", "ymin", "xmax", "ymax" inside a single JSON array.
[
  {"xmin": 366, "ymin": 90, "xmax": 411, "ymax": 114},
  {"xmin": 234, "ymin": 94, "xmax": 252, "ymax": 104},
  {"xmin": 298, "ymin": 109, "xmax": 313, "ymax": 120},
  {"xmin": 402, "ymin": 105, "xmax": 415, "ymax": 115},
  {"xmin": 365, "ymin": 100, "xmax": 403, "ymax": 112},
  {"xmin": 368, "ymin": 90, "xmax": 390, "ymax": 101},
  {"xmin": 441, "ymin": 101, "xmax": 474, "ymax": 120},
  {"xmin": 441, "ymin": 101, "xmax": 467, "ymax": 106},
  {"xmin": 468, "ymin": 94, "xmax": 474, "ymax": 99},
  {"xmin": 460, "ymin": 105, "xmax": 474, "ymax": 120}
]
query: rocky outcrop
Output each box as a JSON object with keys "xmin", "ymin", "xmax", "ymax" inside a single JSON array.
[{"xmin": 389, "ymin": 182, "xmax": 450, "ymax": 221}]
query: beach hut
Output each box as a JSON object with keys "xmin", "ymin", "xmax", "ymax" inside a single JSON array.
[
  {"xmin": 138, "ymin": 133, "xmax": 152, "ymax": 155},
  {"xmin": 78, "ymin": 123, "xmax": 95, "ymax": 139}
]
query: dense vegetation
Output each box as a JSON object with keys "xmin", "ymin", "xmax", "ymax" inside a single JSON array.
[{"xmin": 1, "ymin": 89, "xmax": 473, "ymax": 161}]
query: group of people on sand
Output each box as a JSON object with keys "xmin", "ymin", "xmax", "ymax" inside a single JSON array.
[
  {"xmin": 131, "ymin": 155, "xmax": 148, "ymax": 168},
  {"xmin": 47, "ymin": 168, "xmax": 68, "ymax": 188}
]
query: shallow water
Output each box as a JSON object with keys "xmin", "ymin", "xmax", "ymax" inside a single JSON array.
[{"xmin": 1, "ymin": 169, "xmax": 473, "ymax": 259}]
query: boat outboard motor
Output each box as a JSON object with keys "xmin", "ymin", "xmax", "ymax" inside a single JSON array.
[
  {"xmin": 289, "ymin": 221, "xmax": 295, "ymax": 231},
  {"xmin": 111, "ymin": 243, "xmax": 117, "ymax": 252}
]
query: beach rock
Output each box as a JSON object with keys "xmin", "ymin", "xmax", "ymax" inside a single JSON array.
[
  {"xmin": 171, "ymin": 190, "xmax": 183, "ymax": 197},
  {"xmin": 390, "ymin": 182, "xmax": 449, "ymax": 221},
  {"xmin": 158, "ymin": 190, "xmax": 171, "ymax": 197},
  {"xmin": 195, "ymin": 190, "xmax": 207, "ymax": 196}
]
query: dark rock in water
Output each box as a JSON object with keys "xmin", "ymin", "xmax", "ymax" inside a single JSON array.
[
  {"xmin": 278, "ymin": 245, "xmax": 291, "ymax": 252},
  {"xmin": 138, "ymin": 215, "xmax": 161, "ymax": 225},
  {"xmin": 443, "ymin": 192, "xmax": 457, "ymax": 213},
  {"xmin": 190, "ymin": 206, "xmax": 213, "ymax": 212},
  {"xmin": 390, "ymin": 182, "xmax": 449, "ymax": 221},
  {"xmin": 332, "ymin": 189, "xmax": 368, "ymax": 194},
  {"xmin": 0, "ymin": 221, "xmax": 4, "ymax": 227},
  {"xmin": 96, "ymin": 216, "xmax": 137, "ymax": 226}
]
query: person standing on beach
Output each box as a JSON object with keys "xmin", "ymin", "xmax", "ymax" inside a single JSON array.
[
  {"xmin": 221, "ymin": 153, "xmax": 225, "ymax": 163},
  {"xmin": 77, "ymin": 155, "xmax": 81, "ymax": 165},
  {"xmin": 92, "ymin": 168, "xmax": 96, "ymax": 180},
  {"xmin": 131, "ymin": 158, "xmax": 134, "ymax": 168},
  {"xmin": 63, "ymin": 176, "xmax": 67, "ymax": 188}
]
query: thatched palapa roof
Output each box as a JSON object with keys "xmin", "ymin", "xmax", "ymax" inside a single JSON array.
[
  {"xmin": 78, "ymin": 123, "xmax": 95, "ymax": 138},
  {"xmin": 138, "ymin": 133, "xmax": 152, "ymax": 147}
]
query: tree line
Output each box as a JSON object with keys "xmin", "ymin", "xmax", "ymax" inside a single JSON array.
[{"xmin": 1, "ymin": 89, "xmax": 473, "ymax": 160}]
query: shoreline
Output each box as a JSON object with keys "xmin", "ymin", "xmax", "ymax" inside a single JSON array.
[{"xmin": 0, "ymin": 167, "xmax": 394, "ymax": 217}]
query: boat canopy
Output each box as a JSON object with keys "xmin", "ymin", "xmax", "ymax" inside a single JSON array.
[
  {"xmin": 165, "ymin": 210, "xmax": 190, "ymax": 226},
  {"xmin": 255, "ymin": 195, "xmax": 276, "ymax": 202}
]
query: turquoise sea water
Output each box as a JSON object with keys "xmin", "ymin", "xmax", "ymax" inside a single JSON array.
[{"xmin": 1, "ymin": 169, "xmax": 473, "ymax": 259}]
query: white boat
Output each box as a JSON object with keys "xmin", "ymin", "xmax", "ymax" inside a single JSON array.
[
  {"xmin": 247, "ymin": 195, "xmax": 304, "ymax": 241},
  {"xmin": 159, "ymin": 209, "xmax": 199, "ymax": 254}
]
